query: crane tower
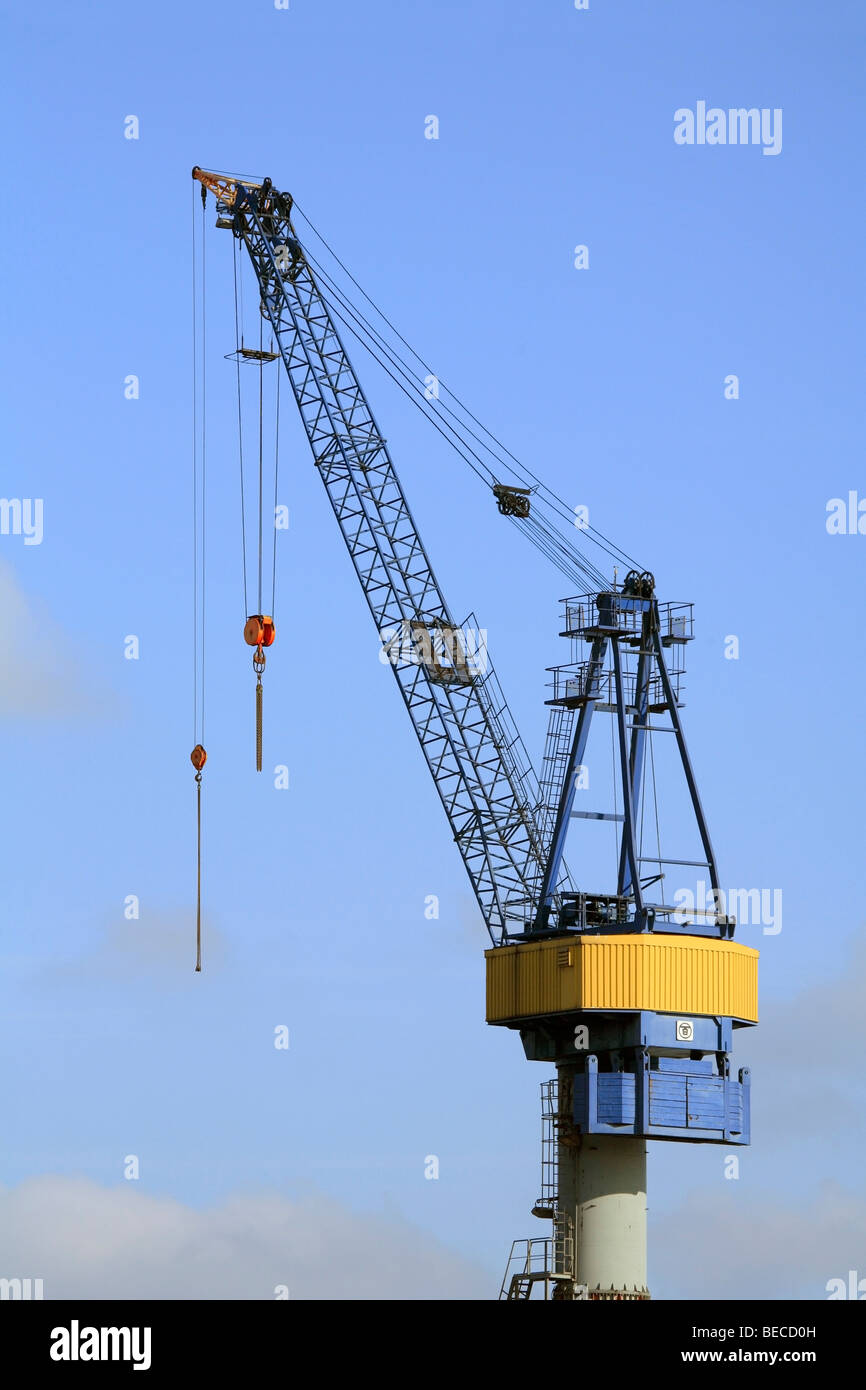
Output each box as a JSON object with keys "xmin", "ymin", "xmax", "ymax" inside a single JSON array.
[{"xmin": 190, "ymin": 167, "xmax": 758, "ymax": 1300}]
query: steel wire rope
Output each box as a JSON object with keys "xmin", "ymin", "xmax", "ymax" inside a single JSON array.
[
  {"xmin": 192, "ymin": 185, "xmax": 199, "ymax": 745},
  {"xmin": 302, "ymin": 246, "xmax": 618, "ymax": 586},
  {"xmin": 200, "ymin": 193, "xmax": 207, "ymax": 743},
  {"xmin": 313, "ymin": 275, "xmax": 609, "ymax": 591},
  {"xmin": 258, "ymin": 312, "xmax": 264, "ymax": 613},
  {"xmin": 233, "ymin": 238, "xmax": 249, "ymax": 615},
  {"xmin": 293, "ymin": 202, "xmax": 645, "ymax": 575},
  {"xmin": 272, "ymin": 364, "xmax": 280, "ymax": 618}
]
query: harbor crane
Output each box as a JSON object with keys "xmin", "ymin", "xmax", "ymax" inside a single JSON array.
[{"xmin": 190, "ymin": 166, "xmax": 758, "ymax": 1300}]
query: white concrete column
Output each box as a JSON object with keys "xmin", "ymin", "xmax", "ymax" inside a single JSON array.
[{"xmin": 557, "ymin": 1130, "xmax": 649, "ymax": 1299}]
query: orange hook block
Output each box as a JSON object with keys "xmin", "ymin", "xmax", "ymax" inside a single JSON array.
[
  {"xmin": 244, "ymin": 615, "xmax": 276, "ymax": 648},
  {"xmin": 190, "ymin": 744, "xmax": 207, "ymax": 772}
]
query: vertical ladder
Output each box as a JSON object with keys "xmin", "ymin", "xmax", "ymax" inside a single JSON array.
[
  {"xmin": 532, "ymin": 1078, "xmax": 559, "ymax": 1218},
  {"xmin": 533, "ymin": 706, "xmax": 576, "ymax": 907},
  {"xmin": 537, "ymin": 706, "xmax": 576, "ymax": 858},
  {"xmin": 499, "ymin": 1080, "xmax": 576, "ymax": 1299}
]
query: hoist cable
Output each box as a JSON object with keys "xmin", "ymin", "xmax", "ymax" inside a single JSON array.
[
  {"xmin": 303, "ymin": 246, "xmax": 629, "ymax": 588},
  {"xmin": 192, "ymin": 186, "xmax": 198, "ymax": 746},
  {"xmin": 515, "ymin": 509, "xmax": 609, "ymax": 590},
  {"xmin": 531, "ymin": 513, "xmax": 608, "ymax": 588},
  {"xmin": 272, "ymin": 363, "xmax": 280, "ymax": 617},
  {"xmin": 293, "ymin": 202, "xmax": 645, "ymax": 576},
  {"xmin": 305, "ymin": 226, "xmax": 642, "ymax": 571},
  {"xmin": 304, "ymin": 249, "xmax": 508, "ymax": 483},
  {"xmin": 317, "ymin": 280, "xmax": 606, "ymax": 590},
  {"xmin": 512, "ymin": 517, "xmax": 603, "ymax": 590},
  {"xmin": 317, "ymin": 279, "xmax": 492, "ymax": 489},
  {"xmin": 191, "ymin": 189, "xmax": 208, "ymax": 973},
  {"xmin": 238, "ymin": 235, "xmax": 245, "ymax": 345},
  {"xmin": 258, "ymin": 313, "xmax": 264, "ymax": 614},
  {"xmin": 200, "ymin": 193, "xmax": 207, "ymax": 744},
  {"xmin": 233, "ymin": 239, "xmax": 249, "ymax": 615}
]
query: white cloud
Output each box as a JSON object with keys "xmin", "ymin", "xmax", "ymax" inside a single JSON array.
[
  {"xmin": 732, "ymin": 928, "xmax": 866, "ymax": 1142},
  {"xmin": 649, "ymin": 930, "xmax": 866, "ymax": 1298},
  {"xmin": 651, "ymin": 1182, "xmax": 866, "ymax": 1300},
  {"xmin": 0, "ymin": 561, "xmax": 113, "ymax": 720},
  {"xmin": 0, "ymin": 1176, "xmax": 491, "ymax": 1300},
  {"xmin": 46, "ymin": 910, "xmax": 229, "ymax": 982}
]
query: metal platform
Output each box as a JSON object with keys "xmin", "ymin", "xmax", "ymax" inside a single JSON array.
[{"xmin": 559, "ymin": 592, "xmax": 694, "ymax": 645}]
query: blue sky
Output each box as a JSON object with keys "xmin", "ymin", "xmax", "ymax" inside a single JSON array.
[{"xmin": 1, "ymin": 0, "xmax": 864, "ymax": 1298}]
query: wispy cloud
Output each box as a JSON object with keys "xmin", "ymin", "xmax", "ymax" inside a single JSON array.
[
  {"xmin": 0, "ymin": 561, "xmax": 121, "ymax": 721},
  {"xmin": 44, "ymin": 910, "xmax": 229, "ymax": 983},
  {"xmin": 652, "ymin": 1183, "xmax": 866, "ymax": 1300},
  {"xmin": 0, "ymin": 1176, "xmax": 491, "ymax": 1300}
]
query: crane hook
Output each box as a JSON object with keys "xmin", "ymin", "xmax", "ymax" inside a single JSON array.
[
  {"xmin": 190, "ymin": 745, "xmax": 207, "ymax": 972},
  {"xmin": 244, "ymin": 617, "xmax": 275, "ymax": 772}
]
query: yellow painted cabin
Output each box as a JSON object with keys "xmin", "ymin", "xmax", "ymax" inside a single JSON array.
[{"xmin": 485, "ymin": 933, "xmax": 759, "ymax": 1026}]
